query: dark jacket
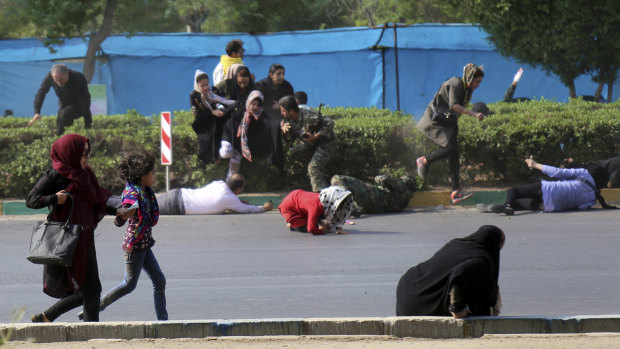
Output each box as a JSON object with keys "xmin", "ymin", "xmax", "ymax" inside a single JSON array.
[
  {"xmin": 256, "ymin": 77, "xmax": 294, "ymax": 120},
  {"xmin": 214, "ymin": 78, "xmax": 256, "ymax": 104},
  {"xmin": 416, "ymin": 77, "xmax": 466, "ymax": 147},
  {"xmin": 190, "ymin": 90, "xmax": 240, "ymax": 164},
  {"xmin": 222, "ymin": 109, "xmax": 284, "ymax": 172},
  {"xmin": 34, "ymin": 69, "xmax": 91, "ymax": 116},
  {"xmin": 26, "ymin": 168, "xmax": 115, "ymax": 298}
]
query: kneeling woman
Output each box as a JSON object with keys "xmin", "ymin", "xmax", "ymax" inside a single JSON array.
[
  {"xmin": 396, "ymin": 225, "xmax": 505, "ymax": 318},
  {"xmin": 278, "ymin": 186, "xmax": 353, "ymax": 235}
]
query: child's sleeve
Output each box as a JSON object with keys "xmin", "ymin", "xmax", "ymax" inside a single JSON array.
[{"xmin": 115, "ymin": 189, "xmax": 138, "ymax": 227}]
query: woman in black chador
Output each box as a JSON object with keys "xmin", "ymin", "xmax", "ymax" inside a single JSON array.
[{"xmin": 396, "ymin": 225, "xmax": 505, "ymax": 318}]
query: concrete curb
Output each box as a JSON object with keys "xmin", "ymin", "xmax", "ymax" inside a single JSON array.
[{"xmin": 2, "ymin": 316, "xmax": 619, "ymax": 343}]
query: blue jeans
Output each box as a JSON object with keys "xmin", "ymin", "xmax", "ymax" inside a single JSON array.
[{"xmin": 100, "ymin": 248, "xmax": 168, "ymax": 320}]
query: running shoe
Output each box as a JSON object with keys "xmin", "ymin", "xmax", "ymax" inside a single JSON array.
[
  {"xmin": 451, "ymin": 189, "xmax": 474, "ymax": 204},
  {"xmin": 416, "ymin": 156, "xmax": 428, "ymax": 178}
]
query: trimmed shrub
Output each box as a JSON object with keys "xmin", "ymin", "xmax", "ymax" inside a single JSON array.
[
  {"xmin": 0, "ymin": 107, "xmax": 418, "ymax": 198},
  {"xmin": 2, "ymin": 100, "xmax": 619, "ymax": 198},
  {"xmin": 458, "ymin": 98, "xmax": 620, "ymax": 185}
]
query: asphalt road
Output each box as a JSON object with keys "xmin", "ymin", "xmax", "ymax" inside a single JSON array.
[{"xmin": 1, "ymin": 207, "xmax": 619, "ymax": 323}]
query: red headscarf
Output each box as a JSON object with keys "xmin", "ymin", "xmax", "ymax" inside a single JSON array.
[{"xmin": 50, "ymin": 134, "xmax": 110, "ymax": 290}]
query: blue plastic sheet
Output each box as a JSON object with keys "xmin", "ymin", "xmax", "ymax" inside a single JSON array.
[{"xmin": 0, "ymin": 24, "xmax": 614, "ymax": 119}]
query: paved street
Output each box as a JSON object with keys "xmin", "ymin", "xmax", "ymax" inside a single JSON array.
[{"xmin": 1, "ymin": 207, "xmax": 619, "ymax": 323}]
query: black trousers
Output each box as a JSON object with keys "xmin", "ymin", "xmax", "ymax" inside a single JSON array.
[
  {"xmin": 43, "ymin": 238, "xmax": 102, "ymax": 322},
  {"xmin": 56, "ymin": 104, "xmax": 92, "ymax": 135},
  {"xmin": 426, "ymin": 127, "xmax": 460, "ymax": 191},
  {"xmin": 506, "ymin": 182, "xmax": 543, "ymax": 211}
]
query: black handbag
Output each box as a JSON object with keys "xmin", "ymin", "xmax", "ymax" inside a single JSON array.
[
  {"xmin": 431, "ymin": 104, "xmax": 458, "ymax": 127},
  {"xmin": 27, "ymin": 193, "xmax": 82, "ymax": 267}
]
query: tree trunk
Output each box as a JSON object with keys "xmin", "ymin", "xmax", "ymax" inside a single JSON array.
[
  {"xmin": 83, "ymin": 0, "xmax": 118, "ymax": 82},
  {"xmin": 185, "ymin": 10, "xmax": 208, "ymax": 33},
  {"xmin": 358, "ymin": 0, "xmax": 374, "ymax": 26},
  {"xmin": 568, "ymin": 80, "xmax": 576, "ymax": 99},
  {"xmin": 608, "ymin": 81, "xmax": 614, "ymax": 103},
  {"xmin": 594, "ymin": 82, "xmax": 604, "ymax": 101}
]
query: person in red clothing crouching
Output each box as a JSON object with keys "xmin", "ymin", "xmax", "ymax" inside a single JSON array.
[{"xmin": 278, "ymin": 186, "xmax": 353, "ymax": 235}]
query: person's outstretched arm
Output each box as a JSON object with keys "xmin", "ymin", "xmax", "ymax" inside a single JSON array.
[
  {"xmin": 525, "ymin": 158, "xmax": 543, "ymax": 171},
  {"xmin": 29, "ymin": 74, "xmax": 53, "ymax": 126},
  {"xmin": 526, "ymin": 158, "xmax": 590, "ymax": 180}
]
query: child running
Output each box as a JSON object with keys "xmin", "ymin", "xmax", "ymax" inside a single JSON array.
[{"xmin": 80, "ymin": 151, "xmax": 168, "ymax": 320}]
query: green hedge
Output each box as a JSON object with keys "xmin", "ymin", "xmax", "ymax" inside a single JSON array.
[
  {"xmin": 458, "ymin": 98, "xmax": 620, "ymax": 185},
  {"xmin": 0, "ymin": 107, "xmax": 420, "ymax": 198},
  {"xmin": 2, "ymin": 100, "xmax": 619, "ymax": 199}
]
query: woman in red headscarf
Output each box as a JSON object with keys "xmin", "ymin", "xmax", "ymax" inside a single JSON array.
[{"xmin": 26, "ymin": 134, "xmax": 125, "ymax": 322}]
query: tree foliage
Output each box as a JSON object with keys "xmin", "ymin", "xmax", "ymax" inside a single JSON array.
[
  {"xmin": 580, "ymin": 2, "xmax": 620, "ymax": 101},
  {"xmin": 0, "ymin": 0, "xmax": 475, "ymax": 84},
  {"xmin": 338, "ymin": 0, "xmax": 473, "ymax": 27},
  {"xmin": 0, "ymin": 0, "xmax": 39, "ymax": 38},
  {"xmin": 469, "ymin": 0, "xmax": 620, "ymax": 99},
  {"xmin": 1, "ymin": 0, "xmax": 475, "ymax": 38}
]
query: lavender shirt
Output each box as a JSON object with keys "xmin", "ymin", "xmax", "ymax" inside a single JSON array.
[{"xmin": 541, "ymin": 165, "xmax": 597, "ymax": 212}]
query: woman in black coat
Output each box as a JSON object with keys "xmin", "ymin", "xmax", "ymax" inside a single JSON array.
[
  {"xmin": 190, "ymin": 69, "xmax": 237, "ymax": 164},
  {"xmin": 256, "ymin": 63, "xmax": 294, "ymax": 120},
  {"xmin": 214, "ymin": 65, "xmax": 256, "ymax": 105},
  {"xmin": 415, "ymin": 63, "xmax": 485, "ymax": 204},
  {"xmin": 396, "ymin": 225, "xmax": 505, "ymax": 318},
  {"xmin": 26, "ymin": 134, "xmax": 125, "ymax": 322}
]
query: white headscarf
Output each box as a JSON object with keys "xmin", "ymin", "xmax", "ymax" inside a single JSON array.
[
  {"xmin": 194, "ymin": 69, "xmax": 235, "ymax": 110},
  {"xmin": 319, "ymin": 186, "xmax": 353, "ymax": 233}
]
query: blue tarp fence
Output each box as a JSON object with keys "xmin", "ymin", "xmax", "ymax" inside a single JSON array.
[{"xmin": 0, "ymin": 24, "xmax": 615, "ymax": 120}]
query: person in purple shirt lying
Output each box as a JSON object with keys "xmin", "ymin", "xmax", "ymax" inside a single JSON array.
[{"xmin": 478, "ymin": 158, "xmax": 616, "ymax": 215}]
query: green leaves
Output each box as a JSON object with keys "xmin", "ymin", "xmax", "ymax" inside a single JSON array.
[
  {"xmin": 459, "ymin": 99, "xmax": 620, "ymax": 185},
  {"xmin": 3, "ymin": 100, "xmax": 619, "ymax": 197},
  {"xmin": 0, "ymin": 107, "xmax": 419, "ymax": 196},
  {"xmin": 472, "ymin": 0, "xmax": 620, "ymax": 99}
]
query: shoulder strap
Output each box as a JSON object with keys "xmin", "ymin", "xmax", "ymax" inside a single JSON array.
[{"xmin": 577, "ymin": 178, "xmax": 617, "ymax": 209}]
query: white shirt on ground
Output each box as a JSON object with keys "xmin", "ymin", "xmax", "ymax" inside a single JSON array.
[{"xmin": 181, "ymin": 180, "xmax": 264, "ymax": 214}]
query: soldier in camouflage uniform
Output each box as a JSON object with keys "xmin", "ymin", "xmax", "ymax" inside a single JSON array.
[
  {"xmin": 279, "ymin": 95, "xmax": 338, "ymax": 192},
  {"xmin": 330, "ymin": 174, "xmax": 416, "ymax": 214}
]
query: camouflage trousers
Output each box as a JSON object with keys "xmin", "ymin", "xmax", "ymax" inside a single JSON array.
[
  {"xmin": 330, "ymin": 174, "xmax": 416, "ymax": 213},
  {"xmin": 290, "ymin": 141, "xmax": 337, "ymax": 192}
]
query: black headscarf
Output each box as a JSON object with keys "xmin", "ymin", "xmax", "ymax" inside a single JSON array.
[
  {"xmin": 396, "ymin": 225, "xmax": 504, "ymax": 316},
  {"xmin": 587, "ymin": 156, "xmax": 620, "ymax": 188},
  {"xmin": 229, "ymin": 66, "xmax": 256, "ymax": 103}
]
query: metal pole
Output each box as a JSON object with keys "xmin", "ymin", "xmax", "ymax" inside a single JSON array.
[
  {"xmin": 393, "ymin": 23, "xmax": 401, "ymax": 111},
  {"xmin": 165, "ymin": 166, "xmax": 170, "ymax": 192}
]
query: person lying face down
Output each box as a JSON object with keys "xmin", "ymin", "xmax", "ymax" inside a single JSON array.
[
  {"xmin": 278, "ymin": 186, "xmax": 353, "ymax": 235},
  {"xmin": 396, "ymin": 225, "xmax": 505, "ymax": 318},
  {"xmin": 107, "ymin": 174, "xmax": 273, "ymax": 215}
]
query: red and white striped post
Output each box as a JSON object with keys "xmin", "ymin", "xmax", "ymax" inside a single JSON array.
[{"xmin": 160, "ymin": 111, "xmax": 172, "ymax": 192}]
